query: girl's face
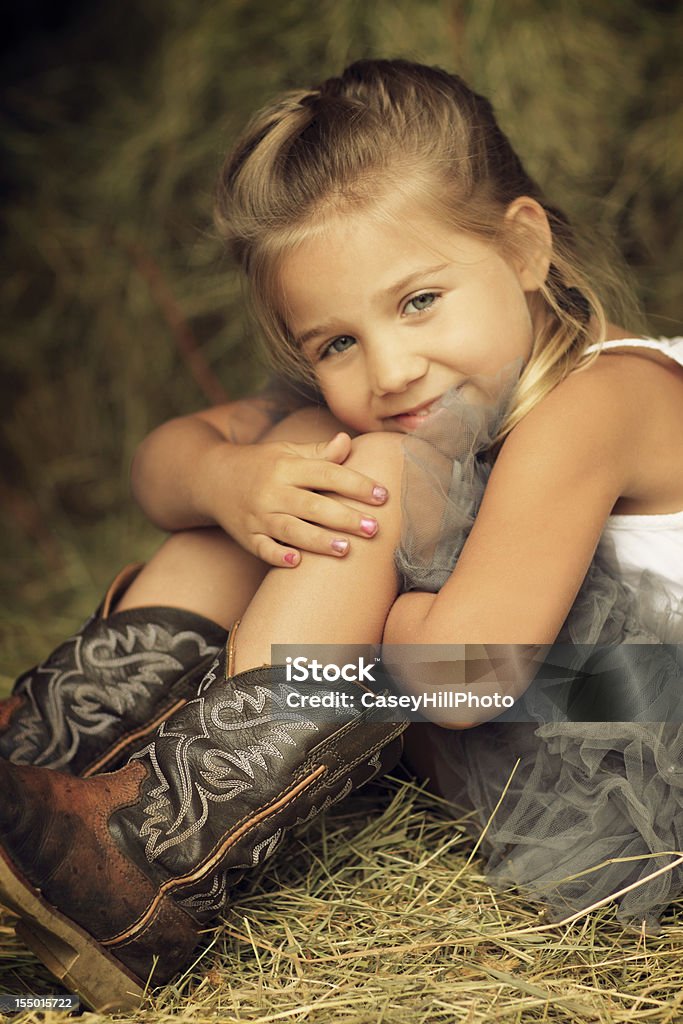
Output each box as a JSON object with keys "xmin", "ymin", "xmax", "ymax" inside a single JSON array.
[{"xmin": 278, "ymin": 196, "xmax": 544, "ymax": 434}]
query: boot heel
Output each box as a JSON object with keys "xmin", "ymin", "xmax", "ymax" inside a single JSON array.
[
  {"xmin": 0, "ymin": 851, "xmax": 145, "ymax": 1012},
  {"xmin": 15, "ymin": 918, "xmax": 146, "ymax": 1012},
  {"xmin": 13, "ymin": 916, "xmax": 145, "ymax": 1012}
]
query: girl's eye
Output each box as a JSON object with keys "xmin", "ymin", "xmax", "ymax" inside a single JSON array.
[
  {"xmin": 404, "ymin": 292, "xmax": 437, "ymax": 314},
  {"xmin": 321, "ymin": 335, "xmax": 356, "ymax": 359}
]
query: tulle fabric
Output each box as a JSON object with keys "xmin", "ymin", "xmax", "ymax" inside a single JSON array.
[{"xmin": 394, "ymin": 366, "xmax": 683, "ymax": 930}]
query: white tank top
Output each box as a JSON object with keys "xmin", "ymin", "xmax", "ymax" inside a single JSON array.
[{"xmin": 584, "ymin": 337, "xmax": 683, "ymax": 604}]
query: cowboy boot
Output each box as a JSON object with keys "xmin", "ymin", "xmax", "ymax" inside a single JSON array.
[
  {"xmin": 0, "ymin": 564, "xmax": 228, "ymax": 776},
  {"xmin": 0, "ymin": 622, "xmax": 407, "ymax": 1012}
]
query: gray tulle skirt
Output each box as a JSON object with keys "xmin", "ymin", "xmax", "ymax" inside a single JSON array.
[{"xmin": 394, "ymin": 371, "xmax": 683, "ymax": 930}]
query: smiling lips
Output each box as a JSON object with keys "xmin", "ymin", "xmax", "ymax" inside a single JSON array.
[{"xmin": 389, "ymin": 396, "xmax": 443, "ymax": 429}]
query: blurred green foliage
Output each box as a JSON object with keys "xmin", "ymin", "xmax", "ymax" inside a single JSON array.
[{"xmin": 1, "ymin": 0, "xmax": 681, "ymax": 680}]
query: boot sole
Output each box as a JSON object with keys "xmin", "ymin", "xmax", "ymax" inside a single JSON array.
[{"xmin": 0, "ymin": 846, "xmax": 146, "ymax": 1012}]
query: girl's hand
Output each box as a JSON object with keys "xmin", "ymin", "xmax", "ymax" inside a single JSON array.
[{"xmin": 193, "ymin": 432, "xmax": 389, "ymax": 566}]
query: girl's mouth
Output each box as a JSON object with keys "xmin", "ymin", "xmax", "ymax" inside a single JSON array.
[{"xmin": 390, "ymin": 397, "xmax": 442, "ymax": 430}]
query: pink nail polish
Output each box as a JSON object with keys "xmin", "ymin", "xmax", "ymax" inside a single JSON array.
[
  {"xmin": 283, "ymin": 552, "xmax": 298, "ymax": 565},
  {"xmin": 360, "ymin": 517, "xmax": 378, "ymax": 536},
  {"xmin": 331, "ymin": 538, "xmax": 349, "ymax": 555},
  {"xmin": 372, "ymin": 486, "xmax": 388, "ymax": 502}
]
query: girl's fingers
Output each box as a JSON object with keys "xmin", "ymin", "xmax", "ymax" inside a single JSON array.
[
  {"xmin": 281, "ymin": 493, "xmax": 381, "ymax": 538},
  {"xmin": 265, "ymin": 514, "xmax": 360, "ymax": 557},
  {"xmin": 251, "ymin": 494, "xmax": 386, "ymax": 564},
  {"xmin": 252, "ymin": 534, "xmax": 301, "ymax": 568},
  {"xmin": 295, "ymin": 461, "xmax": 389, "ymax": 507}
]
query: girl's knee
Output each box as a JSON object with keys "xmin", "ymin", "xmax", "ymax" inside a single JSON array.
[{"xmin": 348, "ymin": 431, "xmax": 405, "ymax": 485}]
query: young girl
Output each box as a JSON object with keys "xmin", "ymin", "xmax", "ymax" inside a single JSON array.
[{"xmin": 0, "ymin": 59, "xmax": 681, "ymax": 1010}]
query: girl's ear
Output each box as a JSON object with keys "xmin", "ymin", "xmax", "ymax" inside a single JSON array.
[{"xmin": 504, "ymin": 197, "xmax": 552, "ymax": 292}]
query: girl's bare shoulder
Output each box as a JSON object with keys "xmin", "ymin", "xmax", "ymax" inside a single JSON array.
[{"xmin": 518, "ymin": 344, "xmax": 683, "ymax": 516}]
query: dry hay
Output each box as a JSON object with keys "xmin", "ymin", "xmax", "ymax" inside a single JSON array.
[{"xmin": 1, "ymin": 777, "xmax": 682, "ymax": 1024}]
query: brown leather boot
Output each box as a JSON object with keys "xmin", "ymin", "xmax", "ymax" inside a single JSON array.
[
  {"xmin": 0, "ymin": 565, "xmax": 228, "ymax": 776},
  {"xmin": 0, "ymin": 624, "xmax": 407, "ymax": 1012}
]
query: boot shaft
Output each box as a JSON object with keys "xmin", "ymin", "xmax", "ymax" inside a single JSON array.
[
  {"xmin": 0, "ymin": 564, "xmax": 227, "ymax": 775},
  {"xmin": 110, "ymin": 655, "xmax": 405, "ymax": 920}
]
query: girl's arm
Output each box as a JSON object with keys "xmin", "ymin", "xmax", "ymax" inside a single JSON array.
[
  {"xmin": 383, "ymin": 359, "xmax": 647, "ymax": 714},
  {"xmin": 131, "ymin": 384, "xmax": 388, "ymax": 566}
]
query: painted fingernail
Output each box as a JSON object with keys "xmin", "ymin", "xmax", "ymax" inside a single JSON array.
[
  {"xmin": 372, "ymin": 486, "xmax": 388, "ymax": 502},
  {"xmin": 331, "ymin": 538, "xmax": 349, "ymax": 555},
  {"xmin": 283, "ymin": 551, "xmax": 299, "ymax": 565},
  {"xmin": 360, "ymin": 517, "xmax": 378, "ymax": 536}
]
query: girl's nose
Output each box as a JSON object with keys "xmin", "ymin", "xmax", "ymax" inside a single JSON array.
[{"xmin": 367, "ymin": 341, "xmax": 428, "ymax": 396}]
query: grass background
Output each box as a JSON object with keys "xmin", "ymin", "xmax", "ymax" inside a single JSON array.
[{"xmin": 1, "ymin": 1, "xmax": 682, "ymax": 1020}]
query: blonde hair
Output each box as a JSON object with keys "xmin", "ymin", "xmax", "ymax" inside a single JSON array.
[{"xmin": 215, "ymin": 59, "xmax": 631, "ymax": 441}]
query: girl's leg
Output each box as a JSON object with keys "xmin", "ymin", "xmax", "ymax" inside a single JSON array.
[
  {"xmin": 116, "ymin": 509, "xmax": 443, "ymax": 791},
  {"xmin": 229, "ymin": 428, "xmax": 443, "ymax": 791},
  {"xmin": 114, "ymin": 527, "xmax": 267, "ymax": 630},
  {"xmin": 233, "ymin": 431, "xmax": 405, "ymax": 672},
  {"xmin": 116, "ymin": 405, "xmax": 352, "ymax": 628}
]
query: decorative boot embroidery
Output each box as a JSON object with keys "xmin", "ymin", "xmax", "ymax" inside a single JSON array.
[{"xmin": 9, "ymin": 622, "xmax": 222, "ymax": 770}]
